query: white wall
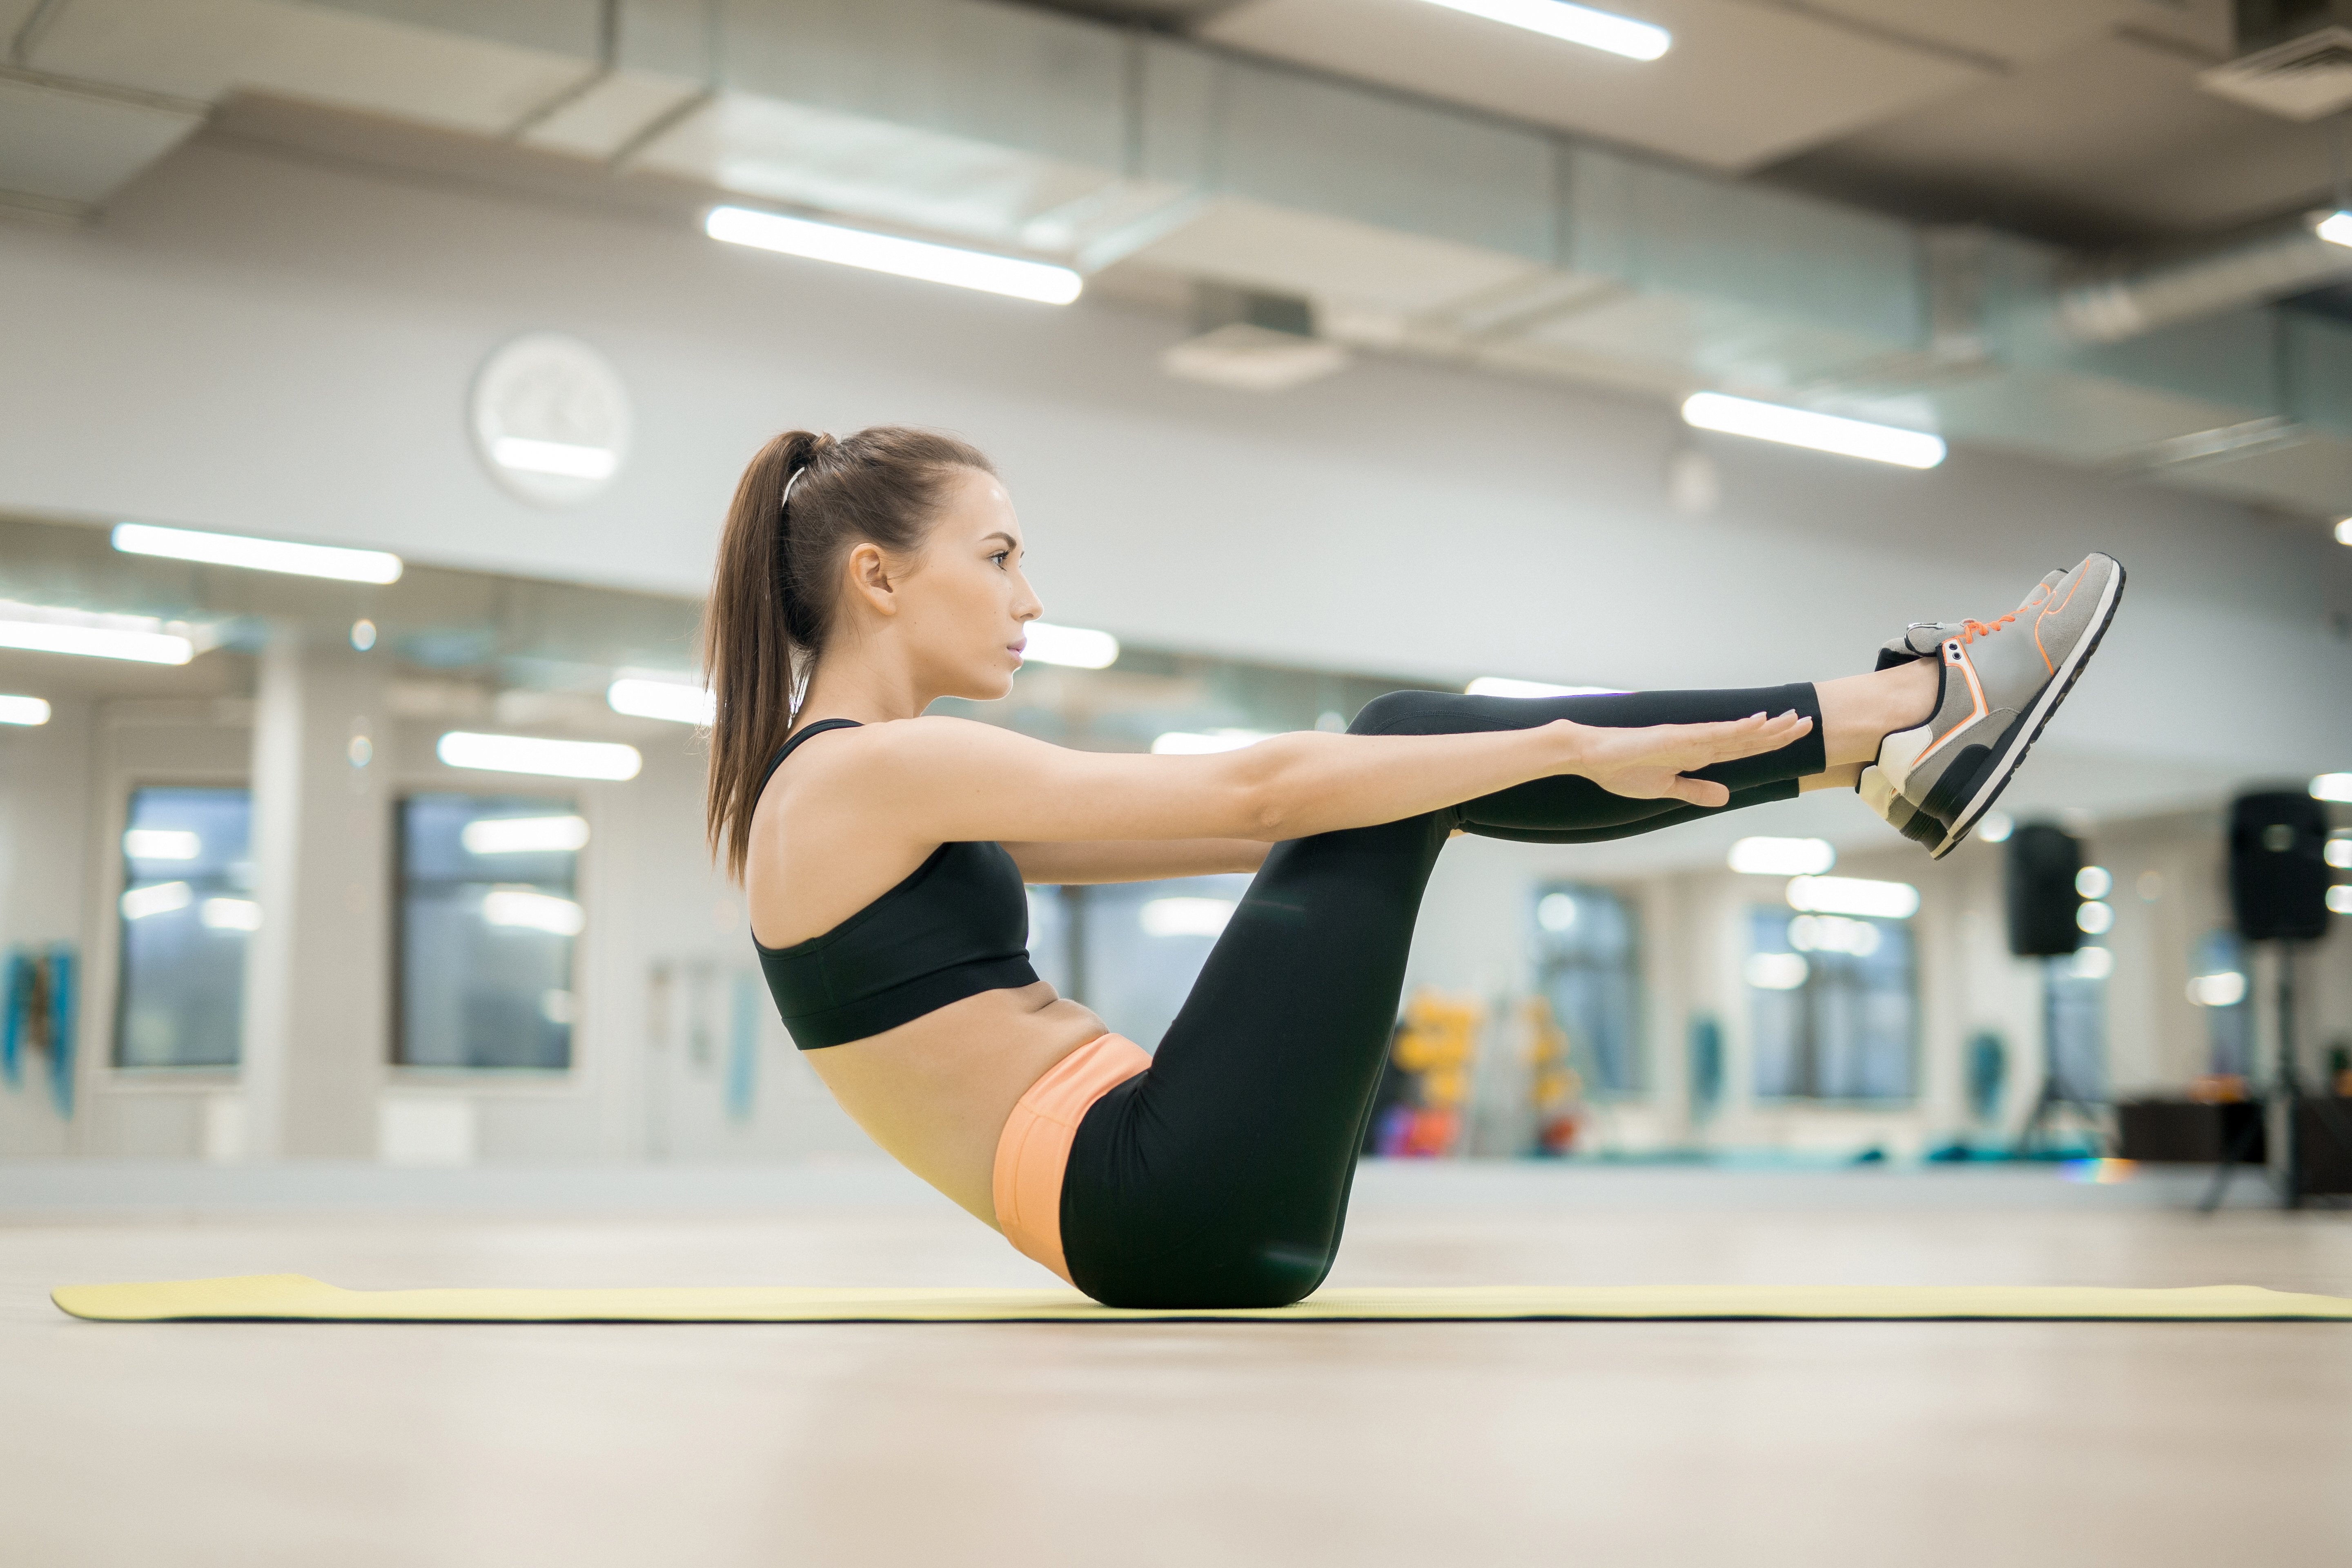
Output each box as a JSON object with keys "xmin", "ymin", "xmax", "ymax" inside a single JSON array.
[
  {"xmin": 0, "ymin": 134, "xmax": 2346, "ymax": 806},
  {"xmin": 3, "ymin": 132, "xmax": 2347, "ymax": 1162}
]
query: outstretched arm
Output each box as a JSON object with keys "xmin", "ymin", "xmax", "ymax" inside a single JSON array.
[{"xmin": 790, "ymin": 709, "xmax": 1813, "ymax": 850}]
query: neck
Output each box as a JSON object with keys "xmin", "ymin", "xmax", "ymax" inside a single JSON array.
[{"xmin": 796, "ymin": 650, "xmax": 935, "ymax": 728}]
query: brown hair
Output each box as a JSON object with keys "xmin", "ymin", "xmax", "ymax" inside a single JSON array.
[{"xmin": 702, "ymin": 425, "xmax": 996, "ymax": 880}]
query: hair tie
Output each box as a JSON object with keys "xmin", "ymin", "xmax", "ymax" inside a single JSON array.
[{"xmin": 780, "ymin": 464, "xmax": 809, "ymax": 514}]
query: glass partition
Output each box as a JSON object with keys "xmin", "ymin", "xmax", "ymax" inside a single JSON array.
[
  {"xmin": 1532, "ymin": 883, "xmax": 1645, "ymax": 1095},
  {"xmin": 1748, "ymin": 906, "xmax": 1916, "ymax": 1101},
  {"xmin": 115, "ymin": 786, "xmax": 254, "ymax": 1068},
  {"xmin": 1062, "ymin": 874, "xmax": 1254, "ymax": 1050},
  {"xmin": 397, "ymin": 794, "xmax": 582, "ymax": 1070}
]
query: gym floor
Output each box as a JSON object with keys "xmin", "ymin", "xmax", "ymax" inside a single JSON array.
[{"xmin": 4, "ymin": 1163, "xmax": 2347, "ymax": 1568}]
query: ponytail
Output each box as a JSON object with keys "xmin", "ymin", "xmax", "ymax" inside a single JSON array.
[{"xmin": 702, "ymin": 425, "xmax": 995, "ymax": 880}]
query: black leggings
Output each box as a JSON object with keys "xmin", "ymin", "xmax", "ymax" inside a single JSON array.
[{"xmin": 1058, "ymin": 683, "xmax": 1827, "ymax": 1308}]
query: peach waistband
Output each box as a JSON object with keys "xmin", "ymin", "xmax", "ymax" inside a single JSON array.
[{"xmin": 991, "ymin": 1032, "xmax": 1152, "ymax": 1285}]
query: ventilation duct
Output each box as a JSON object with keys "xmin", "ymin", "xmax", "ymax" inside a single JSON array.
[{"xmin": 2057, "ymin": 215, "xmax": 2352, "ymax": 342}]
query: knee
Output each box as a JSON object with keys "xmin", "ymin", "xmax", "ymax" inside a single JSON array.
[{"xmin": 1349, "ymin": 690, "xmax": 1448, "ymax": 737}]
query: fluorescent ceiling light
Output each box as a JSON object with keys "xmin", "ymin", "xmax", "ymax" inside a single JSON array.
[
  {"xmin": 1140, "ymin": 896, "xmax": 1236, "ymax": 938},
  {"xmin": 124, "ymin": 829, "xmax": 201, "ymax": 860},
  {"xmin": 0, "ymin": 695, "xmax": 51, "ymax": 726},
  {"xmin": 462, "ymin": 815, "xmax": 591, "ymax": 855},
  {"xmin": 1421, "ymin": 0, "xmax": 1670, "ymax": 61},
  {"xmin": 2336, "ymin": 518, "xmax": 2352, "ymax": 545},
  {"xmin": 2326, "ymin": 838, "xmax": 2352, "ymax": 870},
  {"xmin": 1021, "ymin": 622, "xmax": 1120, "ymax": 670},
  {"xmin": 2071, "ymin": 946, "xmax": 2114, "ymax": 981},
  {"xmin": 2312, "ymin": 773, "xmax": 2352, "ymax": 802},
  {"xmin": 1152, "ymin": 729, "xmax": 1271, "ymax": 755},
  {"xmin": 120, "ymin": 881, "xmax": 191, "ymax": 921},
  {"xmin": 1537, "ymin": 892, "xmax": 1578, "ymax": 931},
  {"xmin": 437, "ymin": 731, "xmax": 642, "ymax": 782},
  {"xmin": 706, "ymin": 206, "xmax": 1082, "ymax": 306},
  {"xmin": 1464, "ymin": 677, "xmax": 1627, "ymax": 698},
  {"xmin": 0, "ymin": 601, "xmax": 192, "ymax": 665},
  {"xmin": 481, "ymin": 887, "xmax": 586, "ymax": 937},
  {"xmin": 607, "ymin": 677, "xmax": 714, "ymax": 725},
  {"xmin": 2074, "ymin": 865, "xmax": 2112, "ymax": 899},
  {"xmin": 1743, "ymin": 952, "xmax": 1808, "ymax": 991},
  {"xmin": 492, "ymin": 437, "xmax": 618, "ymax": 480},
  {"xmin": 1977, "ymin": 811, "xmax": 2014, "ymax": 844},
  {"xmin": 199, "ymin": 897, "xmax": 263, "ymax": 932},
  {"xmin": 2076, "ymin": 900, "xmax": 2114, "ymax": 934},
  {"xmin": 112, "ymin": 522, "xmax": 403, "ymax": 584},
  {"xmin": 2186, "ymin": 971, "xmax": 2246, "ymax": 1008},
  {"xmin": 2330, "ymin": 885, "xmax": 2352, "ymax": 915},
  {"xmin": 1786, "ymin": 875, "xmax": 1920, "ymax": 920},
  {"xmin": 1682, "ymin": 392, "xmax": 1946, "ymax": 470},
  {"xmin": 2319, "ymin": 211, "xmax": 2352, "ymax": 248},
  {"xmin": 1728, "ymin": 836, "xmax": 1834, "ymax": 876}
]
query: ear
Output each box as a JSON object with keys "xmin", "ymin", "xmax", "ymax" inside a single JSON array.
[{"xmin": 844, "ymin": 541, "xmax": 898, "ymax": 618}]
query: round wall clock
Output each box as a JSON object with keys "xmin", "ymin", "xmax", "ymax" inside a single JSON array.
[{"xmin": 469, "ymin": 332, "xmax": 633, "ymax": 508}]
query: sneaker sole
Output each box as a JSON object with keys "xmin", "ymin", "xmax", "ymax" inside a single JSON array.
[{"xmin": 1929, "ymin": 557, "xmax": 2127, "ymax": 860}]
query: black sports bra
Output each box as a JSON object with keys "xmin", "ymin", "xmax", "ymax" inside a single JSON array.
[{"xmin": 751, "ymin": 718, "xmax": 1040, "ymax": 1049}]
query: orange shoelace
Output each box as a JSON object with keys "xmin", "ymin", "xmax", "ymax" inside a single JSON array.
[{"xmin": 1954, "ymin": 612, "xmax": 2016, "ymax": 645}]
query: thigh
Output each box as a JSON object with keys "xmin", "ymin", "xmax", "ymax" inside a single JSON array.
[{"xmin": 1060, "ymin": 808, "xmax": 1451, "ymax": 1308}]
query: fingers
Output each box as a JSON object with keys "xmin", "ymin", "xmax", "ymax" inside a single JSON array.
[
  {"xmin": 1685, "ymin": 710, "xmax": 1811, "ymax": 764},
  {"xmin": 1669, "ymin": 776, "xmax": 1733, "ymax": 808}
]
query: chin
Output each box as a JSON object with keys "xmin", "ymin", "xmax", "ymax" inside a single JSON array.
[{"xmin": 956, "ymin": 665, "xmax": 1019, "ymax": 702}]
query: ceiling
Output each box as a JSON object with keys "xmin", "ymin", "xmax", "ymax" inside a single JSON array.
[
  {"xmin": 9, "ymin": 0, "xmax": 2352, "ymax": 521},
  {"xmin": 1015, "ymin": 0, "xmax": 2343, "ymax": 252}
]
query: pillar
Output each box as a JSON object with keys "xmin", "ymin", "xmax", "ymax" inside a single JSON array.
[{"xmin": 239, "ymin": 627, "xmax": 390, "ymax": 1158}]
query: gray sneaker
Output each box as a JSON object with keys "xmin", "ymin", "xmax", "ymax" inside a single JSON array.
[
  {"xmin": 1855, "ymin": 570, "xmax": 2067, "ymax": 835},
  {"xmin": 1869, "ymin": 553, "xmax": 2126, "ymax": 859}
]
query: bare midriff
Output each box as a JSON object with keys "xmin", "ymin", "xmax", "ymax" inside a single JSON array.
[{"xmin": 799, "ymin": 981, "xmax": 1109, "ymax": 1228}]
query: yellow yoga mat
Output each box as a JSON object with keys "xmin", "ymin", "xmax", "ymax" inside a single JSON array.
[{"xmin": 49, "ymin": 1274, "xmax": 2352, "ymax": 1323}]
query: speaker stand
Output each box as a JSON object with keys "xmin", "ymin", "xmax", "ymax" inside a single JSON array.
[
  {"xmin": 2199, "ymin": 943, "xmax": 2352, "ymax": 1212},
  {"xmin": 2016, "ymin": 954, "xmax": 2102, "ymax": 1156}
]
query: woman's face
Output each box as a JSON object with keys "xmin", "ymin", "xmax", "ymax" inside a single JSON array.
[{"xmin": 886, "ymin": 466, "xmax": 1043, "ymax": 701}]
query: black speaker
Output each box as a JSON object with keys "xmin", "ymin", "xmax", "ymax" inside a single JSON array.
[
  {"xmin": 2228, "ymin": 791, "xmax": 2331, "ymax": 942},
  {"xmin": 2005, "ymin": 823, "xmax": 2084, "ymax": 958}
]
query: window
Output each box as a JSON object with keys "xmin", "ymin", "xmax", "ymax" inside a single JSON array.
[
  {"xmin": 1532, "ymin": 884, "xmax": 1644, "ymax": 1095},
  {"xmin": 115, "ymin": 786, "xmax": 254, "ymax": 1068},
  {"xmin": 396, "ymin": 795, "xmax": 582, "ymax": 1069},
  {"xmin": 1747, "ymin": 907, "xmax": 1915, "ymax": 1101}
]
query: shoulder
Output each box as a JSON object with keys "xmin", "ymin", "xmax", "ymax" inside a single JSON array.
[{"xmin": 779, "ymin": 715, "xmax": 1037, "ymax": 792}]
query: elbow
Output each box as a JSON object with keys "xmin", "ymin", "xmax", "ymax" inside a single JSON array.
[{"xmin": 1228, "ymin": 742, "xmax": 1303, "ymax": 840}]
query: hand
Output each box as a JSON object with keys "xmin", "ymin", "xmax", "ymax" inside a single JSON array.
[{"xmin": 1557, "ymin": 711, "xmax": 1814, "ymax": 807}]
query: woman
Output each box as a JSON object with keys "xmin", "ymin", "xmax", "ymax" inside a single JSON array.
[{"xmin": 704, "ymin": 426, "xmax": 2123, "ymax": 1309}]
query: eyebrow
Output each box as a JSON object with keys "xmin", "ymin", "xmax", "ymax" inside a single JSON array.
[{"xmin": 982, "ymin": 532, "xmax": 1020, "ymax": 549}]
